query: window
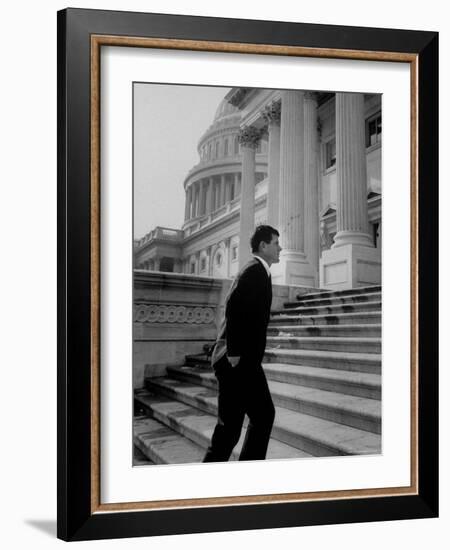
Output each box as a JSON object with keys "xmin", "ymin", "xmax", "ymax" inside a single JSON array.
[
  {"xmin": 366, "ymin": 113, "xmax": 382, "ymax": 147},
  {"xmin": 325, "ymin": 139, "xmax": 336, "ymax": 169},
  {"xmin": 231, "ymin": 246, "xmax": 238, "ymax": 261},
  {"xmin": 215, "ymin": 141, "xmax": 219, "ymax": 158},
  {"xmin": 190, "ymin": 263, "xmax": 196, "ymax": 274},
  {"xmin": 208, "ymin": 143, "xmax": 212, "ymax": 160},
  {"xmin": 200, "ymin": 257, "xmax": 206, "ymax": 271},
  {"xmin": 224, "ymin": 138, "xmax": 228, "ymax": 156},
  {"xmin": 215, "ymin": 252, "xmax": 222, "ymax": 266}
]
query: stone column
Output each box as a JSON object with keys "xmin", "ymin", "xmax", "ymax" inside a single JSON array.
[
  {"xmin": 304, "ymin": 92, "xmax": 320, "ymax": 286},
  {"xmin": 185, "ymin": 186, "xmax": 190, "ymax": 219},
  {"xmin": 320, "ymin": 93, "xmax": 380, "ymax": 289},
  {"xmin": 214, "ymin": 179, "xmax": 220, "ymax": 211},
  {"xmin": 334, "ymin": 93, "xmax": 373, "ymax": 248},
  {"xmin": 184, "ymin": 186, "xmax": 190, "ymax": 220},
  {"xmin": 220, "ymin": 175, "xmax": 226, "ymax": 207},
  {"xmin": 234, "ymin": 173, "xmax": 240, "ymax": 198},
  {"xmin": 206, "ymin": 178, "xmax": 212, "ymax": 214},
  {"xmin": 191, "ymin": 184, "xmax": 197, "ymax": 218},
  {"xmin": 208, "ymin": 178, "xmax": 214, "ymax": 214},
  {"xmin": 225, "ymin": 175, "xmax": 232, "ymax": 203},
  {"xmin": 153, "ymin": 257, "xmax": 160, "ymax": 271},
  {"xmin": 225, "ymin": 237, "xmax": 231, "ymax": 277},
  {"xmin": 199, "ymin": 180, "xmax": 206, "ymax": 216},
  {"xmin": 195, "ymin": 182, "xmax": 201, "ymax": 217},
  {"xmin": 237, "ymin": 126, "xmax": 262, "ymax": 269},
  {"xmin": 207, "ymin": 246, "xmax": 213, "ymax": 276},
  {"xmin": 273, "ymin": 90, "xmax": 314, "ymax": 286},
  {"xmin": 262, "ymin": 101, "xmax": 281, "ymax": 228}
]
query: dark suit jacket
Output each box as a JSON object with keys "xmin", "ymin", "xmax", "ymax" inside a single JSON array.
[{"xmin": 211, "ymin": 257, "xmax": 272, "ymax": 369}]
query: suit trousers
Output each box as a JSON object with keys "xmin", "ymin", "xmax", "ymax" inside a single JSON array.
[{"xmin": 203, "ymin": 357, "xmax": 275, "ymax": 462}]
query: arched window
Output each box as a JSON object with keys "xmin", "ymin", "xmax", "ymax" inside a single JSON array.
[{"xmin": 215, "ymin": 141, "xmax": 220, "ymax": 158}]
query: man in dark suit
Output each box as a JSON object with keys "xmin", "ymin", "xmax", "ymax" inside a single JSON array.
[{"xmin": 203, "ymin": 225, "xmax": 282, "ymax": 462}]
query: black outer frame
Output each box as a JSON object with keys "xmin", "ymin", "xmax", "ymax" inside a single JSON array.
[{"xmin": 57, "ymin": 8, "xmax": 438, "ymax": 542}]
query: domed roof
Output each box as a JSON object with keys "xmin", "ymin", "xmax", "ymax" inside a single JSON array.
[{"xmin": 213, "ymin": 98, "xmax": 239, "ymax": 121}]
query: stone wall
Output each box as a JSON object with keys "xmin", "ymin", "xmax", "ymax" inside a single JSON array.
[{"xmin": 133, "ymin": 270, "xmax": 232, "ymax": 388}]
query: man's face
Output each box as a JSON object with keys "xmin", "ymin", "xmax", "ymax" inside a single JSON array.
[{"xmin": 260, "ymin": 234, "xmax": 282, "ymax": 265}]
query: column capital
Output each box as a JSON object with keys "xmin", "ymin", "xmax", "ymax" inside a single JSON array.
[
  {"xmin": 262, "ymin": 101, "xmax": 281, "ymax": 126},
  {"xmin": 238, "ymin": 125, "xmax": 264, "ymax": 149}
]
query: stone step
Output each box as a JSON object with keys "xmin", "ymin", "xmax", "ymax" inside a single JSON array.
[
  {"xmin": 266, "ymin": 336, "xmax": 381, "ymax": 354},
  {"xmin": 271, "ymin": 300, "xmax": 381, "ymax": 317},
  {"xmin": 295, "ymin": 285, "xmax": 382, "ymax": 303},
  {"xmin": 263, "ymin": 363, "xmax": 381, "ymax": 400},
  {"xmin": 168, "ymin": 363, "xmax": 381, "ymax": 400},
  {"xmin": 146, "ymin": 375, "xmax": 381, "ymax": 434},
  {"xmin": 283, "ymin": 291, "xmax": 381, "ymax": 309},
  {"xmin": 134, "ymin": 391, "xmax": 313, "ymax": 461},
  {"xmin": 265, "ymin": 347, "xmax": 381, "ymax": 374},
  {"xmin": 268, "ymin": 323, "xmax": 381, "ymax": 338},
  {"xmin": 135, "ymin": 388, "xmax": 381, "ymax": 457},
  {"xmin": 134, "ymin": 415, "xmax": 203, "ymax": 464},
  {"xmin": 269, "ymin": 311, "xmax": 381, "ymax": 327},
  {"xmin": 133, "ymin": 442, "xmax": 154, "ymax": 466}
]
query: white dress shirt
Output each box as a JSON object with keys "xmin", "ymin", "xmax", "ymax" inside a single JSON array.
[{"xmin": 253, "ymin": 254, "xmax": 271, "ymax": 278}]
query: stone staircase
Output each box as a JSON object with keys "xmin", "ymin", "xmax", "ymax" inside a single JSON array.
[{"xmin": 134, "ymin": 284, "xmax": 382, "ymax": 465}]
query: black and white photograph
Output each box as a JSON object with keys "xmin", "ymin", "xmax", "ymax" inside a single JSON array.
[{"xmin": 132, "ymin": 83, "xmax": 382, "ymax": 466}]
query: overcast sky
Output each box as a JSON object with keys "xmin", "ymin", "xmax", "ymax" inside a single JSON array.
[{"xmin": 133, "ymin": 83, "xmax": 231, "ymax": 239}]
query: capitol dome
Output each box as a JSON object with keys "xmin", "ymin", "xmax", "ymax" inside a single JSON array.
[{"xmin": 213, "ymin": 97, "xmax": 239, "ymax": 121}]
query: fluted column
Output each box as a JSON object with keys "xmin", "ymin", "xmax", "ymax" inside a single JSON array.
[
  {"xmin": 184, "ymin": 186, "xmax": 190, "ymax": 221},
  {"xmin": 209, "ymin": 178, "xmax": 215, "ymax": 213},
  {"xmin": 225, "ymin": 175, "xmax": 232, "ymax": 203},
  {"xmin": 274, "ymin": 90, "xmax": 314, "ymax": 286},
  {"xmin": 206, "ymin": 178, "xmax": 213, "ymax": 214},
  {"xmin": 333, "ymin": 92, "xmax": 373, "ymax": 248},
  {"xmin": 214, "ymin": 179, "xmax": 220, "ymax": 211},
  {"xmin": 225, "ymin": 237, "xmax": 231, "ymax": 277},
  {"xmin": 196, "ymin": 182, "xmax": 201, "ymax": 217},
  {"xmin": 262, "ymin": 101, "xmax": 281, "ymax": 227},
  {"xmin": 185, "ymin": 186, "xmax": 191, "ymax": 220},
  {"xmin": 238, "ymin": 126, "xmax": 262, "ymax": 269},
  {"xmin": 234, "ymin": 173, "xmax": 240, "ymax": 198},
  {"xmin": 219, "ymin": 175, "xmax": 225, "ymax": 206},
  {"xmin": 207, "ymin": 246, "xmax": 213, "ymax": 276},
  {"xmin": 319, "ymin": 92, "xmax": 380, "ymax": 289},
  {"xmin": 192, "ymin": 184, "xmax": 197, "ymax": 218},
  {"xmin": 304, "ymin": 92, "xmax": 320, "ymax": 285},
  {"xmin": 279, "ymin": 90, "xmax": 305, "ymax": 250},
  {"xmin": 199, "ymin": 180, "xmax": 206, "ymax": 216}
]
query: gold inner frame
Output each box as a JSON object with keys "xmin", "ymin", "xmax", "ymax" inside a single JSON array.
[{"xmin": 90, "ymin": 35, "xmax": 419, "ymax": 514}]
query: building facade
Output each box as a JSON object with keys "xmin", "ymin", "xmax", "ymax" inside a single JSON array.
[{"xmin": 135, "ymin": 88, "xmax": 382, "ymax": 290}]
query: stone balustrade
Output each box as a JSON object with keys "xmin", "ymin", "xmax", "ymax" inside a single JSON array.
[{"xmin": 133, "ymin": 270, "xmax": 232, "ymax": 388}]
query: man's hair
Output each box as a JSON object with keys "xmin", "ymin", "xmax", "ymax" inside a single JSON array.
[{"xmin": 250, "ymin": 225, "xmax": 279, "ymax": 253}]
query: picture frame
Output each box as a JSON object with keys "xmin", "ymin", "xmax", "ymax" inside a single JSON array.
[{"xmin": 57, "ymin": 7, "xmax": 438, "ymax": 541}]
